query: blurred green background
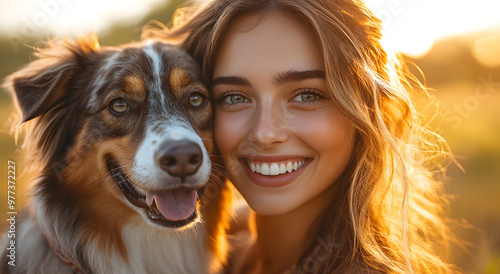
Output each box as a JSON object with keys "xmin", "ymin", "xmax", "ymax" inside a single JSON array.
[{"xmin": 1, "ymin": 0, "xmax": 499, "ymax": 273}]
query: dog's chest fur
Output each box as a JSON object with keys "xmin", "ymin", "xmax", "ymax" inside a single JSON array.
[{"xmin": 1, "ymin": 208, "xmax": 209, "ymax": 274}]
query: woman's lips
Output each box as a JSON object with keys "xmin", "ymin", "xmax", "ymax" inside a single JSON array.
[{"xmin": 239, "ymin": 157, "xmax": 311, "ymax": 188}]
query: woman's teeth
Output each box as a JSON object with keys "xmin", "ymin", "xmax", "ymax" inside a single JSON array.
[{"xmin": 248, "ymin": 160, "xmax": 306, "ymax": 176}]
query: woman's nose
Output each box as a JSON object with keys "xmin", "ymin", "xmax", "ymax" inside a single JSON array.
[{"xmin": 248, "ymin": 104, "xmax": 289, "ymax": 147}]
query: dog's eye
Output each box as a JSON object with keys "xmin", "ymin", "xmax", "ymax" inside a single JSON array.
[
  {"xmin": 188, "ymin": 92, "xmax": 205, "ymax": 108},
  {"xmin": 110, "ymin": 98, "xmax": 129, "ymax": 114}
]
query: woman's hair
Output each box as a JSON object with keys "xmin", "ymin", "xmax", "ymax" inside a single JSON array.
[{"xmin": 151, "ymin": 0, "xmax": 457, "ymax": 272}]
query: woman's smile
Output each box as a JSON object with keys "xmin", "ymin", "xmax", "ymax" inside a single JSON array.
[
  {"xmin": 246, "ymin": 158, "xmax": 307, "ymax": 176},
  {"xmin": 239, "ymin": 156, "xmax": 311, "ymax": 188}
]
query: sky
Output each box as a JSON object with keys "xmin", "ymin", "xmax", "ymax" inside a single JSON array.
[{"xmin": 0, "ymin": 0, "xmax": 500, "ymax": 58}]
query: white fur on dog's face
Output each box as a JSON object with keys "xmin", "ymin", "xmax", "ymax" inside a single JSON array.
[
  {"xmin": 130, "ymin": 43, "xmax": 211, "ymax": 192},
  {"xmin": 132, "ymin": 120, "xmax": 211, "ymax": 191}
]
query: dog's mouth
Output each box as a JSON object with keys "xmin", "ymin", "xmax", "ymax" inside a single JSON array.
[{"xmin": 106, "ymin": 156, "xmax": 204, "ymax": 228}]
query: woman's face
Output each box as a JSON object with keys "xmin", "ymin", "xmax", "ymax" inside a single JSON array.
[{"xmin": 212, "ymin": 12, "xmax": 355, "ymax": 215}]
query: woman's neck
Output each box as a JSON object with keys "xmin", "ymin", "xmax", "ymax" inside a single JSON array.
[{"xmin": 252, "ymin": 184, "xmax": 337, "ymax": 273}]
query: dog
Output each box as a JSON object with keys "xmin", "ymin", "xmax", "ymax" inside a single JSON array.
[{"xmin": 0, "ymin": 34, "xmax": 231, "ymax": 273}]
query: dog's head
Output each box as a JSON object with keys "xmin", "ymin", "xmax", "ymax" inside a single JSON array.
[{"xmin": 6, "ymin": 35, "xmax": 215, "ymax": 229}]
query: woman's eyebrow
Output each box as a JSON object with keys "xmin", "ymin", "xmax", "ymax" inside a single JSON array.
[
  {"xmin": 212, "ymin": 75, "xmax": 252, "ymax": 87},
  {"xmin": 273, "ymin": 69, "xmax": 325, "ymax": 86},
  {"xmin": 211, "ymin": 70, "xmax": 325, "ymax": 87}
]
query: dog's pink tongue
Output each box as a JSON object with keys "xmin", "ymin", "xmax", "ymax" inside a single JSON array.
[{"xmin": 146, "ymin": 189, "xmax": 197, "ymax": 221}]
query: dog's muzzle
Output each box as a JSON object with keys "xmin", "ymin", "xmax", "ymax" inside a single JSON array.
[{"xmin": 106, "ymin": 139, "xmax": 207, "ymax": 228}]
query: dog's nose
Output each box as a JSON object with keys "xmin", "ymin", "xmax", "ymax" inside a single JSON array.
[{"xmin": 158, "ymin": 140, "xmax": 203, "ymax": 181}]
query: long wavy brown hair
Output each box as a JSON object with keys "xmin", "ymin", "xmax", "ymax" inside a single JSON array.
[{"xmin": 147, "ymin": 0, "xmax": 458, "ymax": 272}]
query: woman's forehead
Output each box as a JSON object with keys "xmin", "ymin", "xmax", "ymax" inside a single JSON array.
[{"xmin": 213, "ymin": 12, "xmax": 324, "ymax": 79}]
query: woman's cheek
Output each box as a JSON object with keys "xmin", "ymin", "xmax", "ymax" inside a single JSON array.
[
  {"xmin": 293, "ymin": 109, "xmax": 354, "ymax": 154},
  {"xmin": 214, "ymin": 109, "xmax": 245, "ymax": 157}
]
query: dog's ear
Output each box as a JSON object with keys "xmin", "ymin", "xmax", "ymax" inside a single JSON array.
[{"xmin": 5, "ymin": 35, "xmax": 100, "ymax": 122}]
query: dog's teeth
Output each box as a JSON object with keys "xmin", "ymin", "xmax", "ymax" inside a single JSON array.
[
  {"xmin": 148, "ymin": 197, "xmax": 156, "ymax": 210},
  {"xmin": 250, "ymin": 162, "xmax": 256, "ymax": 172},
  {"xmin": 293, "ymin": 162, "xmax": 298, "ymax": 171},
  {"xmin": 286, "ymin": 162, "xmax": 293, "ymax": 173}
]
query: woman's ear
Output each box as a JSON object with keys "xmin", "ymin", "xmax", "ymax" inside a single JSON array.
[{"xmin": 4, "ymin": 35, "xmax": 100, "ymax": 123}]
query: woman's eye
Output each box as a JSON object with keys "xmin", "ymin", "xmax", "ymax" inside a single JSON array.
[
  {"xmin": 109, "ymin": 98, "xmax": 129, "ymax": 113},
  {"xmin": 223, "ymin": 94, "xmax": 249, "ymax": 104},
  {"xmin": 188, "ymin": 92, "xmax": 206, "ymax": 107},
  {"xmin": 291, "ymin": 92, "xmax": 321, "ymax": 102},
  {"xmin": 293, "ymin": 93, "xmax": 318, "ymax": 102}
]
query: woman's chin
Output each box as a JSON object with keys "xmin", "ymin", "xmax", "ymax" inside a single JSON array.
[{"xmin": 234, "ymin": 183, "xmax": 306, "ymax": 216}]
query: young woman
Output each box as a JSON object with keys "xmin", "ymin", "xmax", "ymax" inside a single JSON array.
[{"xmin": 159, "ymin": 0, "xmax": 457, "ymax": 272}]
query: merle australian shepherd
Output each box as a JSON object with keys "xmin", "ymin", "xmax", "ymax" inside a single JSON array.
[{"xmin": 0, "ymin": 35, "xmax": 231, "ymax": 273}]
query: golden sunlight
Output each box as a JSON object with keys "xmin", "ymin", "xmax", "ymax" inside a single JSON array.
[
  {"xmin": 473, "ymin": 33, "xmax": 500, "ymax": 67},
  {"xmin": 363, "ymin": 0, "xmax": 500, "ymax": 57}
]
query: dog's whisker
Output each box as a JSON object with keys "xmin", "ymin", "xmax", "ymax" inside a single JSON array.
[
  {"xmin": 210, "ymin": 171, "xmax": 226, "ymax": 179},
  {"xmin": 211, "ymin": 162, "xmax": 225, "ymax": 168}
]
